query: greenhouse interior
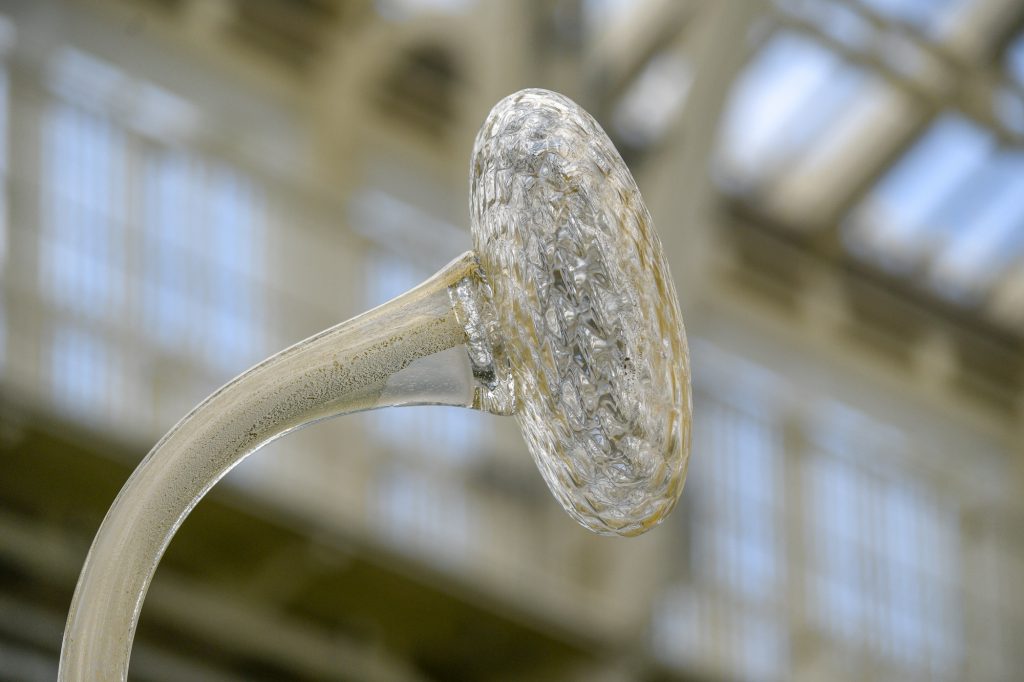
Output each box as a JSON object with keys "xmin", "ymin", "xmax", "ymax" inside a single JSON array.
[{"xmin": 0, "ymin": 0, "xmax": 1022, "ymax": 680}]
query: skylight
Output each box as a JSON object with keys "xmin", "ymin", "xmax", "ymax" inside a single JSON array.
[
  {"xmin": 1007, "ymin": 31, "xmax": 1024, "ymax": 86},
  {"xmin": 716, "ymin": 31, "xmax": 886, "ymax": 198},
  {"xmin": 845, "ymin": 113, "xmax": 995, "ymax": 271},
  {"xmin": 857, "ymin": 0, "xmax": 965, "ymax": 38},
  {"xmin": 844, "ymin": 108, "xmax": 1024, "ymax": 322},
  {"xmin": 764, "ymin": 76, "xmax": 916, "ymax": 225},
  {"xmin": 929, "ymin": 151, "xmax": 1024, "ymax": 302},
  {"xmin": 612, "ymin": 51, "xmax": 692, "ymax": 148}
]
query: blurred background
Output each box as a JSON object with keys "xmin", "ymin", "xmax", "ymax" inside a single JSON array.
[{"xmin": 0, "ymin": 0, "xmax": 1022, "ymax": 680}]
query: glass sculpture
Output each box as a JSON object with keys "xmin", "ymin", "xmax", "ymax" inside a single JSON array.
[{"xmin": 59, "ymin": 89, "xmax": 691, "ymax": 680}]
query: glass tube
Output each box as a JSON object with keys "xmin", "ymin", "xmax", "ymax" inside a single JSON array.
[{"xmin": 59, "ymin": 252, "xmax": 492, "ymax": 681}]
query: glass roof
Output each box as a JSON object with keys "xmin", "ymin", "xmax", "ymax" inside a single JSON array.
[
  {"xmin": 1008, "ymin": 32, "xmax": 1024, "ymax": 82},
  {"xmin": 857, "ymin": 0, "xmax": 966, "ymax": 37},
  {"xmin": 716, "ymin": 29, "xmax": 916, "ymax": 226},
  {"xmin": 845, "ymin": 114, "xmax": 995, "ymax": 270},
  {"xmin": 612, "ymin": 51, "xmax": 692, "ymax": 148},
  {"xmin": 713, "ymin": 0, "xmax": 1024, "ymax": 335},
  {"xmin": 717, "ymin": 32, "xmax": 865, "ymax": 191},
  {"xmin": 929, "ymin": 150, "xmax": 1024, "ymax": 301}
]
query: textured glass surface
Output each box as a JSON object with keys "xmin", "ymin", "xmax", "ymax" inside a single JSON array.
[{"xmin": 470, "ymin": 89, "xmax": 691, "ymax": 536}]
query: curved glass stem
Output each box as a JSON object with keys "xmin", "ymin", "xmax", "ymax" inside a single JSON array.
[{"xmin": 60, "ymin": 252, "xmax": 490, "ymax": 681}]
